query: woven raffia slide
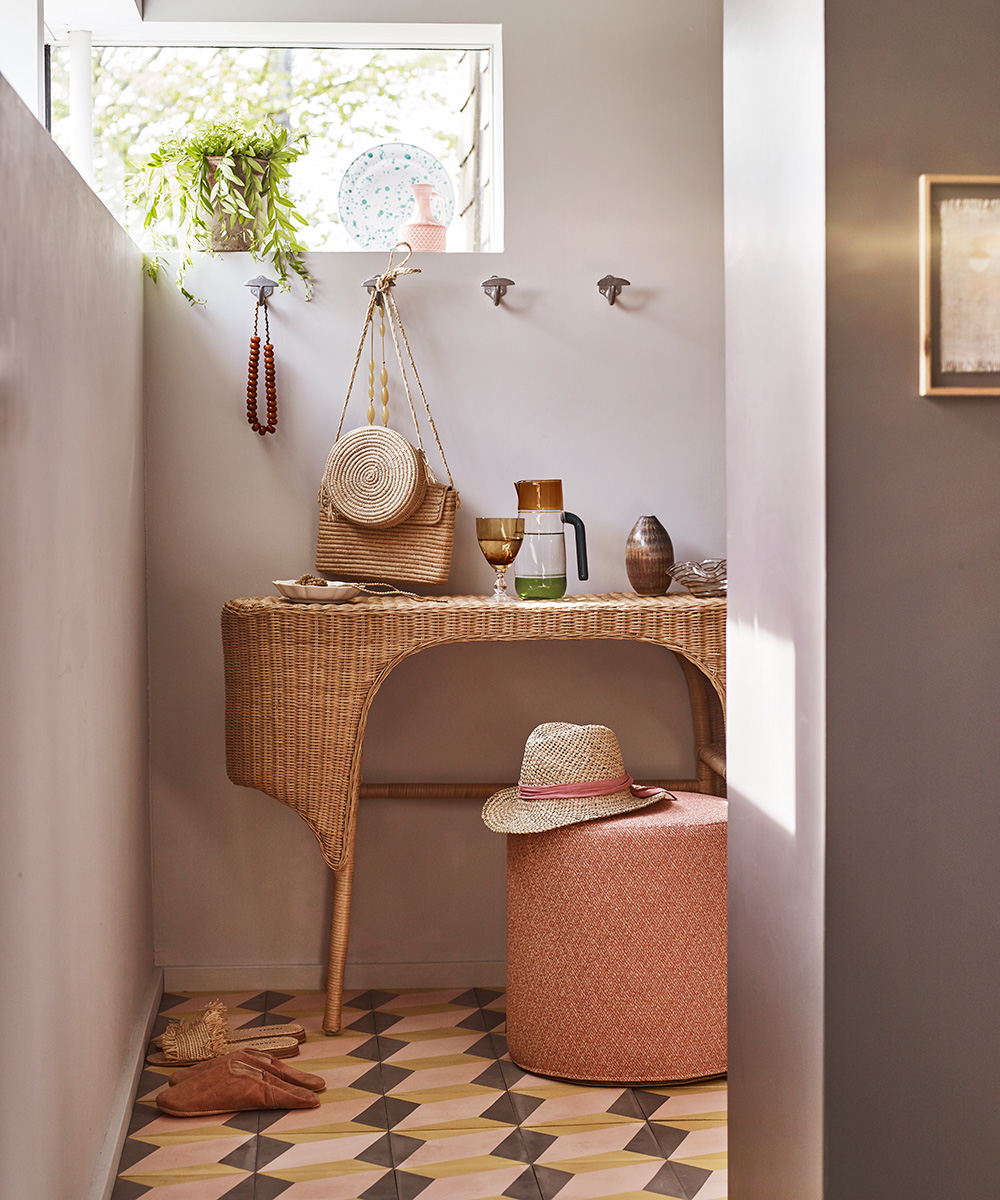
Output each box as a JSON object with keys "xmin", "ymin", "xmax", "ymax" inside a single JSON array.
[
  {"xmin": 151, "ymin": 998, "xmax": 305, "ymax": 1048},
  {"xmin": 147, "ymin": 1000, "xmax": 304, "ymax": 1066}
]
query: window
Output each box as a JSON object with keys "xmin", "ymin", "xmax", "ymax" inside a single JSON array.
[{"xmin": 46, "ymin": 24, "xmax": 502, "ymax": 253}]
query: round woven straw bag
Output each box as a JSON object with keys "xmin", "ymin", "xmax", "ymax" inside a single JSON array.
[{"xmin": 325, "ymin": 426, "xmax": 427, "ymax": 529}]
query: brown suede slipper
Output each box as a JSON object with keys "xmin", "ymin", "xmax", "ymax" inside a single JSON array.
[
  {"xmin": 156, "ymin": 1058, "xmax": 321, "ymax": 1117},
  {"xmin": 166, "ymin": 1049, "xmax": 325, "ymax": 1093}
]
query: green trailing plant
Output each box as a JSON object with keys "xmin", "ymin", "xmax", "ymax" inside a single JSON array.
[{"xmin": 126, "ymin": 115, "xmax": 313, "ymax": 304}]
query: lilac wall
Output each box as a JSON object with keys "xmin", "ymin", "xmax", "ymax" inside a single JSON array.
[
  {"xmin": 825, "ymin": 1, "xmax": 1000, "ymax": 1192},
  {"xmin": 725, "ymin": 0, "xmax": 1000, "ymax": 1194},
  {"xmin": 724, "ymin": 0, "xmax": 827, "ymax": 1195},
  {"xmin": 139, "ymin": 0, "xmax": 727, "ymax": 989},
  {"xmin": 0, "ymin": 75, "xmax": 153, "ymax": 1200}
]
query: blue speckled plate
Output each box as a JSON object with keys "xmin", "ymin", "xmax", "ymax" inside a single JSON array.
[{"xmin": 338, "ymin": 143, "xmax": 455, "ymax": 250}]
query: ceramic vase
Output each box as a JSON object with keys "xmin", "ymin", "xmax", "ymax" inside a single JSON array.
[
  {"xmin": 398, "ymin": 183, "xmax": 447, "ymax": 252},
  {"xmin": 625, "ymin": 515, "xmax": 674, "ymax": 595}
]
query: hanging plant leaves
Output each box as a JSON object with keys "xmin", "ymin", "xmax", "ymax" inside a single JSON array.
[{"xmin": 125, "ymin": 114, "xmax": 313, "ymax": 304}]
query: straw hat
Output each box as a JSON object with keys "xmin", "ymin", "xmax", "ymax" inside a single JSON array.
[{"xmin": 482, "ymin": 722, "xmax": 674, "ymax": 834}]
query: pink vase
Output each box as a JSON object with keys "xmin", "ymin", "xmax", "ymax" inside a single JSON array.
[{"xmin": 398, "ymin": 183, "xmax": 446, "ymax": 252}]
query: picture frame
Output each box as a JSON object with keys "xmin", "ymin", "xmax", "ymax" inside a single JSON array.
[{"xmin": 919, "ymin": 174, "xmax": 1000, "ymax": 395}]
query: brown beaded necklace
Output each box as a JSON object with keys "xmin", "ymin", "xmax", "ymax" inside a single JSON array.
[{"xmin": 246, "ymin": 298, "xmax": 277, "ymax": 435}]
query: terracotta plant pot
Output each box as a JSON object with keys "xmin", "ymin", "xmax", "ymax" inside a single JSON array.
[{"xmin": 205, "ymin": 155, "xmax": 267, "ymax": 251}]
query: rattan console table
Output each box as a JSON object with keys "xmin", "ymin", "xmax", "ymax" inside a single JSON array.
[{"xmin": 221, "ymin": 592, "xmax": 727, "ymax": 1032}]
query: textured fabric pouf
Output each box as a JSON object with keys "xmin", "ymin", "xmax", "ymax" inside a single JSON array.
[{"xmin": 506, "ymin": 792, "xmax": 727, "ymax": 1084}]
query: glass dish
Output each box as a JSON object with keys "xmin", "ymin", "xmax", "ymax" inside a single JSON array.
[{"xmin": 667, "ymin": 559, "xmax": 727, "ymax": 597}]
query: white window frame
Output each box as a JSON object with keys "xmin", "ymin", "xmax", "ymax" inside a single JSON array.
[{"xmin": 43, "ymin": 19, "xmax": 504, "ymax": 253}]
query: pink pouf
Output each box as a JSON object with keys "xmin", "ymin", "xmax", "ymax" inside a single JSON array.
[{"xmin": 505, "ymin": 793, "xmax": 727, "ymax": 1084}]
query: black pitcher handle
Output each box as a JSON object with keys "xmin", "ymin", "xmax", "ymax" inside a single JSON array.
[{"xmin": 561, "ymin": 511, "xmax": 589, "ymax": 581}]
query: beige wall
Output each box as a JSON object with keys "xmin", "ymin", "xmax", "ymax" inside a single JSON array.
[
  {"xmin": 142, "ymin": 0, "xmax": 727, "ymax": 987},
  {"xmin": 0, "ymin": 76, "xmax": 153, "ymax": 1200}
]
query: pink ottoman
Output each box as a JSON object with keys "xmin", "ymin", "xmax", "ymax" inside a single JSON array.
[{"xmin": 506, "ymin": 793, "xmax": 727, "ymax": 1084}]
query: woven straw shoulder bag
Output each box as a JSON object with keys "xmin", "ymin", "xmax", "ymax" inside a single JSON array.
[
  {"xmin": 325, "ymin": 425, "xmax": 427, "ymax": 530},
  {"xmin": 317, "ymin": 253, "xmax": 459, "ymax": 584}
]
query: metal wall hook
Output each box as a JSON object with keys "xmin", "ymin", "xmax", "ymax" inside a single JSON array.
[
  {"xmin": 363, "ymin": 244, "xmax": 420, "ymax": 306},
  {"xmin": 245, "ymin": 275, "xmax": 278, "ymax": 304},
  {"xmin": 597, "ymin": 275, "xmax": 630, "ymax": 306},
  {"xmin": 481, "ymin": 276, "xmax": 515, "ymax": 306},
  {"xmin": 362, "ymin": 275, "xmax": 395, "ymax": 307}
]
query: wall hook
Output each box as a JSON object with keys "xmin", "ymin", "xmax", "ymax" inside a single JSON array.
[
  {"xmin": 481, "ymin": 275, "xmax": 515, "ymax": 306},
  {"xmin": 597, "ymin": 275, "xmax": 630, "ymax": 306},
  {"xmin": 245, "ymin": 275, "xmax": 278, "ymax": 304},
  {"xmin": 362, "ymin": 244, "xmax": 420, "ymax": 307},
  {"xmin": 363, "ymin": 275, "xmax": 395, "ymax": 307}
]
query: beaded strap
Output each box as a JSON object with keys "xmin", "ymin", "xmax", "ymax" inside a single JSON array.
[
  {"xmin": 247, "ymin": 300, "xmax": 277, "ymax": 436},
  {"xmin": 294, "ymin": 573, "xmax": 445, "ymax": 602}
]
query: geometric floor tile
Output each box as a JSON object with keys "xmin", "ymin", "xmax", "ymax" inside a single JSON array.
[{"xmin": 114, "ymin": 989, "xmax": 728, "ymax": 1200}]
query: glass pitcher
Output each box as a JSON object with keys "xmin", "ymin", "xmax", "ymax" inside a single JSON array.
[{"xmin": 514, "ymin": 479, "xmax": 588, "ymax": 600}]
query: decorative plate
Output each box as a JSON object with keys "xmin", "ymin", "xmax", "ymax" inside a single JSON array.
[
  {"xmin": 338, "ymin": 143, "xmax": 455, "ymax": 251},
  {"xmin": 273, "ymin": 580, "xmax": 361, "ymax": 603}
]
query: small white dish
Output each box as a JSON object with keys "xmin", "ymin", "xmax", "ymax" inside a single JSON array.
[{"xmin": 273, "ymin": 580, "xmax": 361, "ymax": 603}]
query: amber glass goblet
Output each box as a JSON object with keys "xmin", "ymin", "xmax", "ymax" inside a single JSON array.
[{"xmin": 476, "ymin": 517, "xmax": 524, "ymax": 603}]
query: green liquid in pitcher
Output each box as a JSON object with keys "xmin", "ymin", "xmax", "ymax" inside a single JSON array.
[{"xmin": 514, "ymin": 575, "xmax": 567, "ymax": 600}]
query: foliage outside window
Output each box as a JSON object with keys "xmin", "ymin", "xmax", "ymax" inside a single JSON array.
[{"xmin": 48, "ymin": 44, "xmax": 495, "ymax": 252}]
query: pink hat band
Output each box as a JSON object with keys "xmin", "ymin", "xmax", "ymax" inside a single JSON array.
[{"xmin": 518, "ymin": 773, "xmax": 669, "ymax": 803}]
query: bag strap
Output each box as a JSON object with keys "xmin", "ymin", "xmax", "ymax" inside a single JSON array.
[
  {"xmin": 332, "ymin": 244, "xmax": 456, "ymax": 492},
  {"xmin": 334, "ymin": 245, "xmax": 420, "ymax": 443},
  {"xmin": 383, "ymin": 288, "xmax": 456, "ymax": 492}
]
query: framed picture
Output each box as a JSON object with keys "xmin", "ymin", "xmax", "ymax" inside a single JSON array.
[{"xmin": 919, "ymin": 174, "xmax": 1000, "ymax": 395}]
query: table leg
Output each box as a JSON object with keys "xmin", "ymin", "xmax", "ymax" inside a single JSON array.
[
  {"xmin": 702, "ymin": 673, "xmax": 727, "ymax": 795},
  {"xmin": 673, "ymin": 652, "xmax": 726, "ymax": 796},
  {"xmin": 323, "ymin": 856, "xmax": 355, "ymax": 1034}
]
